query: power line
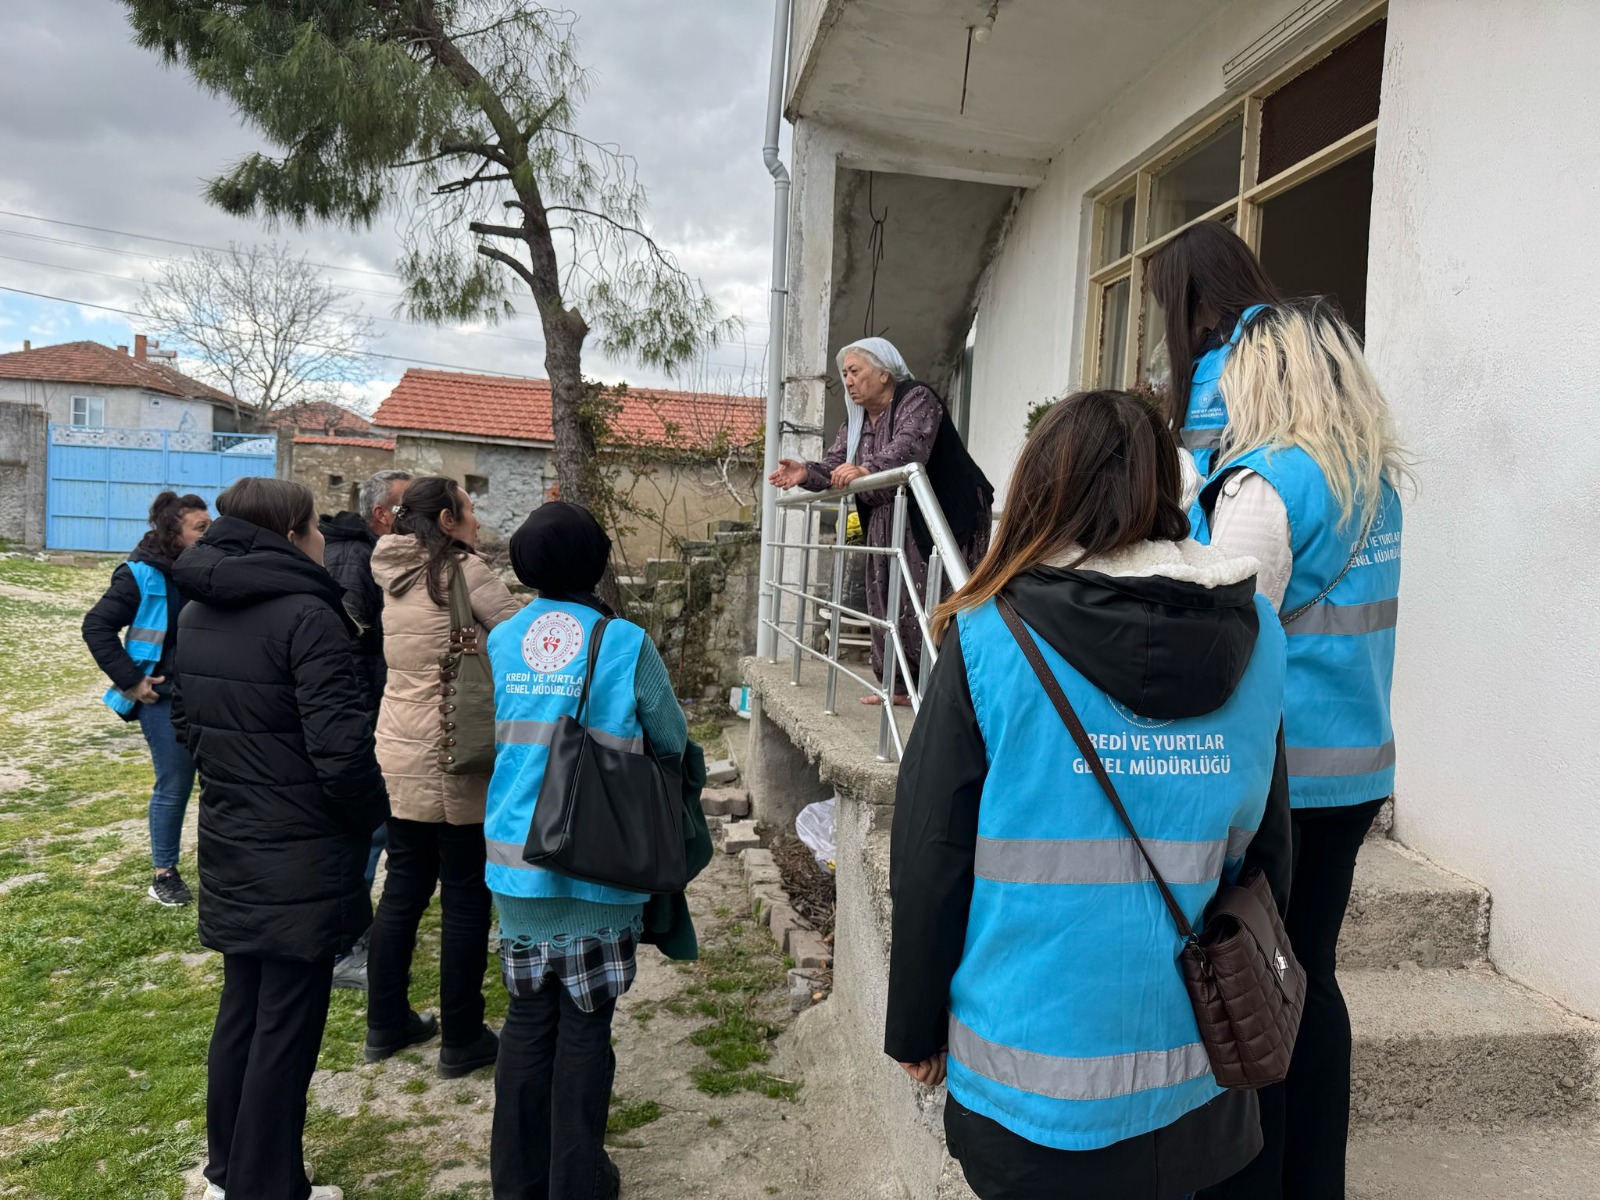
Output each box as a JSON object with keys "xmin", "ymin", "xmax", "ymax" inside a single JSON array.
[
  {"xmin": 0, "ymin": 283, "xmax": 766, "ymax": 386},
  {"xmin": 0, "ymin": 208, "xmax": 774, "ymax": 329}
]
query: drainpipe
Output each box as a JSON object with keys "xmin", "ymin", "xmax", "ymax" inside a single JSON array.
[{"xmin": 756, "ymin": 0, "xmax": 794, "ymax": 659}]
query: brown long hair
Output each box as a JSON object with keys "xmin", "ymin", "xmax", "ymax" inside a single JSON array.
[
  {"xmin": 1147, "ymin": 221, "xmax": 1281, "ymax": 434},
  {"xmin": 391, "ymin": 476, "xmax": 470, "ymax": 606},
  {"xmin": 217, "ymin": 477, "xmax": 314, "ymax": 539},
  {"xmin": 137, "ymin": 490, "xmax": 208, "ymax": 562},
  {"xmin": 931, "ymin": 390, "xmax": 1189, "ymax": 642}
]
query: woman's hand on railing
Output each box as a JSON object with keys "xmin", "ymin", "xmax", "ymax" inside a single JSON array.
[
  {"xmin": 829, "ymin": 463, "xmax": 870, "ymax": 489},
  {"xmin": 768, "ymin": 458, "xmax": 809, "ymax": 489}
]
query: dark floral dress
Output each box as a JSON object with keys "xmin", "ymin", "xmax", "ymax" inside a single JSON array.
[{"xmin": 802, "ymin": 386, "xmax": 990, "ymax": 696}]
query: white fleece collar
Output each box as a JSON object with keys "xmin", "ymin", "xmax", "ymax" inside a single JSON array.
[{"xmin": 1043, "ymin": 539, "xmax": 1260, "ymax": 589}]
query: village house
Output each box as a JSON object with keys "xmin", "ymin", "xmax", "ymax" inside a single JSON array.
[
  {"xmin": 0, "ymin": 335, "xmax": 267, "ymax": 550},
  {"xmin": 745, "ymin": 1, "xmax": 1600, "ymax": 1194},
  {"xmin": 370, "ymin": 368, "xmax": 764, "ymax": 573},
  {"xmin": 269, "ymin": 400, "xmax": 398, "ymax": 517}
]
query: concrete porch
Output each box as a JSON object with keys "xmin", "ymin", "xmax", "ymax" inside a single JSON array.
[{"xmin": 742, "ymin": 655, "xmax": 1600, "ymax": 1198}]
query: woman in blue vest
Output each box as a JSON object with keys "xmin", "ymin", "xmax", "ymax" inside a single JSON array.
[
  {"xmin": 82, "ymin": 489, "xmax": 211, "ymax": 907},
  {"xmin": 887, "ymin": 389, "xmax": 1292, "ymax": 1200},
  {"xmin": 483, "ymin": 501, "xmax": 687, "ymax": 1200},
  {"xmin": 1192, "ymin": 300, "xmax": 1407, "ymax": 1200},
  {"xmin": 1147, "ymin": 222, "xmax": 1282, "ymax": 484}
]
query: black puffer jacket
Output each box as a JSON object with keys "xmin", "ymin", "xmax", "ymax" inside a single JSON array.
[
  {"xmin": 172, "ymin": 516, "xmax": 389, "ymax": 961},
  {"xmin": 319, "ymin": 512, "xmax": 385, "ymax": 713}
]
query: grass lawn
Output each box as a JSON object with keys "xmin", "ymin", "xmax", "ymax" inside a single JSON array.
[{"xmin": 0, "ymin": 557, "xmax": 793, "ymax": 1200}]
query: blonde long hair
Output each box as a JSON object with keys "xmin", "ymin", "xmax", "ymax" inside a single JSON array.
[{"xmin": 1217, "ymin": 299, "xmax": 1411, "ymax": 529}]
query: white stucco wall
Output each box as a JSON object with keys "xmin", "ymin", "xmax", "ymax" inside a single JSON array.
[
  {"xmin": 0, "ymin": 380, "xmax": 215, "ymax": 432},
  {"xmin": 1365, "ymin": 0, "xmax": 1600, "ymax": 1020},
  {"xmin": 964, "ymin": 0, "xmax": 1311, "ymax": 504}
]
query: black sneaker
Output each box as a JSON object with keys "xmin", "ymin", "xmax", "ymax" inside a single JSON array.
[
  {"xmin": 148, "ymin": 870, "xmax": 193, "ymax": 907},
  {"xmin": 364, "ymin": 1011, "xmax": 438, "ymax": 1063},
  {"xmin": 437, "ymin": 1025, "xmax": 499, "ymax": 1079}
]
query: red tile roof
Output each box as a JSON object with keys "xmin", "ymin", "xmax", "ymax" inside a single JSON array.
[
  {"xmin": 371, "ymin": 368, "xmax": 763, "ymax": 452},
  {"xmin": 293, "ymin": 435, "xmax": 396, "ymax": 451},
  {"xmin": 269, "ymin": 401, "xmax": 375, "ymax": 436},
  {"xmin": 0, "ymin": 340, "xmax": 234, "ymax": 403}
]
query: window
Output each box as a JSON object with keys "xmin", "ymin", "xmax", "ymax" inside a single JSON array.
[
  {"xmin": 329, "ymin": 474, "xmax": 345, "ymax": 489},
  {"xmin": 465, "ymin": 474, "xmax": 490, "ymax": 497},
  {"xmin": 71, "ymin": 396, "xmax": 105, "ymax": 428},
  {"xmin": 1083, "ymin": 14, "xmax": 1387, "ymax": 392}
]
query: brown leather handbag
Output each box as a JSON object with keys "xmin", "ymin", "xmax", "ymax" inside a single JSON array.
[{"xmin": 997, "ymin": 597, "xmax": 1305, "ymax": 1089}]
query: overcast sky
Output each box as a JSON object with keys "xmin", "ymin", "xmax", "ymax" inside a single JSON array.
[{"xmin": 0, "ymin": 0, "xmax": 780, "ymax": 410}]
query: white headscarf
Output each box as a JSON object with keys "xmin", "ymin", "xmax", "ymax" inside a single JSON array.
[{"xmin": 836, "ymin": 337, "xmax": 912, "ymax": 465}]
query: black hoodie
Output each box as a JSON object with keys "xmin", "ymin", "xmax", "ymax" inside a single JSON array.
[
  {"xmin": 172, "ymin": 516, "xmax": 389, "ymax": 961},
  {"xmin": 884, "ymin": 550, "xmax": 1291, "ymax": 1194}
]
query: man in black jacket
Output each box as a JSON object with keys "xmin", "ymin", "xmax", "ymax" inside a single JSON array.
[{"xmin": 321, "ymin": 469, "xmax": 410, "ymax": 990}]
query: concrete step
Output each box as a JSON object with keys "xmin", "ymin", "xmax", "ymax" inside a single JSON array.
[
  {"xmin": 1348, "ymin": 1124, "xmax": 1600, "ymax": 1199},
  {"xmin": 1341, "ymin": 840, "xmax": 1490, "ymax": 969},
  {"xmin": 1348, "ymin": 966, "xmax": 1599, "ymax": 1127}
]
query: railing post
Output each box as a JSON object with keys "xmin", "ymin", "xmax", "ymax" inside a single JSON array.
[
  {"xmin": 766, "ymin": 511, "xmax": 785, "ymax": 663},
  {"xmin": 879, "ymin": 487, "xmax": 908, "ymax": 761},
  {"xmin": 824, "ymin": 497, "xmax": 846, "ymax": 715},
  {"xmin": 791, "ymin": 501, "xmax": 812, "ymax": 685},
  {"xmin": 922, "ymin": 547, "xmax": 946, "ymax": 701}
]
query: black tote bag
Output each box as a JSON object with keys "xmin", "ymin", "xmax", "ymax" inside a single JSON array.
[{"xmin": 522, "ymin": 617, "xmax": 689, "ymax": 894}]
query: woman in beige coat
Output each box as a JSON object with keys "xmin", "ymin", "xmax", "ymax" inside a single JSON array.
[{"xmin": 364, "ymin": 476, "xmax": 522, "ymax": 1078}]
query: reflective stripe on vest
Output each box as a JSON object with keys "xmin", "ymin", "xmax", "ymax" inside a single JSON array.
[
  {"xmin": 1192, "ymin": 445, "xmax": 1402, "ymax": 810},
  {"xmin": 1182, "ymin": 304, "xmax": 1268, "ymax": 476},
  {"xmin": 483, "ymin": 601, "xmax": 649, "ymax": 905},
  {"xmin": 102, "ymin": 561, "xmax": 168, "ymax": 717},
  {"xmin": 946, "ymin": 596, "xmax": 1285, "ymax": 1152}
]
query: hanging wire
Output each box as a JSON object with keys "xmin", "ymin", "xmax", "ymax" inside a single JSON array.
[{"xmin": 863, "ymin": 173, "xmax": 889, "ymax": 339}]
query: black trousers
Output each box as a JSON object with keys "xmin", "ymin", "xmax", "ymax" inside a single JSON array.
[
  {"xmin": 1200, "ymin": 797, "xmax": 1385, "ymax": 1200},
  {"xmin": 491, "ymin": 986, "xmax": 620, "ymax": 1200},
  {"xmin": 366, "ymin": 817, "xmax": 491, "ymax": 1047},
  {"xmin": 205, "ymin": 954, "xmax": 333, "ymax": 1200}
]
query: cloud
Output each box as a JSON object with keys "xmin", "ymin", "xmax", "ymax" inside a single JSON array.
[{"xmin": 0, "ymin": 0, "xmax": 780, "ymax": 395}]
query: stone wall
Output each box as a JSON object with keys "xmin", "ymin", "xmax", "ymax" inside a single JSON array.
[
  {"xmin": 623, "ymin": 522, "xmax": 762, "ymax": 695},
  {"xmin": 0, "ymin": 401, "xmax": 47, "ymax": 548},
  {"xmin": 284, "ymin": 439, "xmax": 399, "ymax": 516}
]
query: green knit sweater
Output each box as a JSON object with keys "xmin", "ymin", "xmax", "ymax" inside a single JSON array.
[{"xmin": 493, "ymin": 635, "xmax": 687, "ymax": 947}]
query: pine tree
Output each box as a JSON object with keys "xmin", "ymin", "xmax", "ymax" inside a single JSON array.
[{"xmin": 121, "ymin": 0, "xmax": 730, "ymax": 522}]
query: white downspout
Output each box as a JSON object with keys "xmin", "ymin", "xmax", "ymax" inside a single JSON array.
[{"xmin": 756, "ymin": 0, "xmax": 794, "ymax": 659}]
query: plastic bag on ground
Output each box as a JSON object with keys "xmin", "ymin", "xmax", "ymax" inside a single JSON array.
[{"xmin": 796, "ymin": 797, "xmax": 837, "ymax": 874}]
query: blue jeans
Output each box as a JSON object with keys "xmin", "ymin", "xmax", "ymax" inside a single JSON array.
[{"xmin": 137, "ymin": 698, "xmax": 196, "ymax": 871}]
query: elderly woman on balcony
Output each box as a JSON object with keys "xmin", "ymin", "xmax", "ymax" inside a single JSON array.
[{"xmin": 768, "ymin": 337, "xmax": 993, "ymax": 705}]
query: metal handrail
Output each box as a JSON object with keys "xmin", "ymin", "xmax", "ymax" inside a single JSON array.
[{"xmin": 760, "ymin": 462, "xmax": 970, "ymax": 761}]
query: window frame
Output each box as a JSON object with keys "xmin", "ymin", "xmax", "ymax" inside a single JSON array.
[
  {"xmin": 1082, "ymin": 2, "xmax": 1387, "ymax": 392},
  {"xmin": 70, "ymin": 395, "xmax": 106, "ymax": 429}
]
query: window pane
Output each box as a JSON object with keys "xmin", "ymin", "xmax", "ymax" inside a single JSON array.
[
  {"xmin": 1148, "ymin": 117, "xmax": 1243, "ymax": 241},
  {"xmin": 1097, "ymin": 277, "xmax": 1131, "ymax": 389},
  {"xmin": 1141, "ymin": 284, "xmax": 1170, "ymax": 393},
  {"xmin": 1099, "ymin": 188, "xmax": 1136, "ymax": 267}
]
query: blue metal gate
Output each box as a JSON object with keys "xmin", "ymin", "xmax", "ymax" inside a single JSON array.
[{"xmin": 45, "ymin": 424, "xmax": 278, "ymax": 551}]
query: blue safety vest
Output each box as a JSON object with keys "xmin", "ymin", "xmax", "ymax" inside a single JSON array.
[
  {"xmin": 1193, "ymin": 446, "xmax": 1402, "ymax": 809},
  {"xmin": 483, "ymin": 600, "xmax": 650, "ymax": 904},
  {"xmin": 946, "ymin": 596, "xmax": 1286, "ymax": 1151},
  {"xmin": 1182, "ymin": 304, "xmax": 1269, "ymax": 476},
  {"xmin": 103, "ymin": 560, "xmax": 168, "ymax": 717}
]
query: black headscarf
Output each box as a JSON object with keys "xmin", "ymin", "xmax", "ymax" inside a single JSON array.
[{"xmin": 509, "ymin": 501, "xmax": 614, "ymax": 614}]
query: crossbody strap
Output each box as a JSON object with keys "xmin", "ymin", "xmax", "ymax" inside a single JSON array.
[
  {"xmin": 995, "ymin": 597, "xmax": 1197, "ymax": 944},
  {"xmin": 1279, "ymin": 506, "xmax": 1376, "ymax": 626}
]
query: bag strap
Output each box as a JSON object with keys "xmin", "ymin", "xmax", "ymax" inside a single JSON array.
[
  {"xmin": 995, "ymin": 596, "xmax": 1197, "ymax": 944},
  {"xmin": 1280, "ymin": 506, "xmax": 1376, "ymax": 626},
  {"xmin": 447, "ymin": 559, "xmax": 474, "ymax": 634},
  {"xmin": 575, "ymin": 615, "xmax": 611, "ymax": 726}
]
